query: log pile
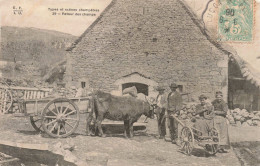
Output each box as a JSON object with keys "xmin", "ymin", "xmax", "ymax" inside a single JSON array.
[
  {"xmin": 47, "ymin": 87, "xmax": 77, "ymax": 98},
  {"xmin": 179, "ymin": 103, "xmax": 260, "ymax": 127},
  {"xmin": 227, "ymin": 108, "xmax": 260, "ymax": 127}
]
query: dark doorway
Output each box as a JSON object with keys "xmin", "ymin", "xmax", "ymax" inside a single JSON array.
[
  {"xmin": 228, "ymin": 59, "xmax": 260, "ymax": 111},
  {"xmin": 122, "ymin": 83, "xmax": 148, "ymax": 96}
]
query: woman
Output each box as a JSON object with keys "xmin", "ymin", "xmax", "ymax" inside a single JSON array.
[
  {"xmin": 212, "ymin": 91, "xmax": 230, "ymax": 152},
  {"xmin": 194, "ymin": 95, "xmax": 215, "ymax": 137}
]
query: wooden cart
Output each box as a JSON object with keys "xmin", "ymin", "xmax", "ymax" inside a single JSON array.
[
  {"xmin": 25, "ymin": 97, "xmax": 91, "ymax": 138},
  {"xmin": 171, "ymin": 115, "xmax": 220, "ymax": 155}
]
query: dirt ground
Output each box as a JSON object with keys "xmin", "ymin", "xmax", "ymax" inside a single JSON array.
[
  {"xmin": 0, "ymin": 114, "xmax": 258, "ymax": 166},
  {"xmin": 228, "ymin": 125, "xmax": 260, "ymax": 166}
]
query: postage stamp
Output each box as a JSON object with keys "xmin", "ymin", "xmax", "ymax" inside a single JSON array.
[{"xmin": 218, "ymin": 0, "xmax": 254, "ymax": 42}]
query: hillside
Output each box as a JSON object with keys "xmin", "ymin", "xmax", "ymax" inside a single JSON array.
[{"xmin": 0, "ymin": 26, "xmax": 77, "ymax": 86}]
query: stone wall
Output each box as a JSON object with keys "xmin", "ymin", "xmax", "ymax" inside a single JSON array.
[{"xmin": 65, "ymin": 0, "xmax": 228, "ymax": 101}]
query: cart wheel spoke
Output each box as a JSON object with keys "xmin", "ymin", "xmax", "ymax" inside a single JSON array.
[
  {"xmin": 205, "ymin": 128, "xmax": 220, "ymax": 155},
  {"xmin": 50, "ymin": 122, "xmax": 58, "ymax": 132},
  {"xmin": 30, "ymin": 116, "xmax": 43, "ymax": 132},
  {"xmin": 46, "ymin": 119, "xmax": 57, "ymax": 126},
  {"xmin": 183, "ymin": 142, "xmax": 187, "ymax": 150},
  {"xmin": 42, "ymin": 98, "xmax": 79, "ymax": 138},
  {"xmin": 48, "ymin": 108, "xmax": 57, "ymax": 116},
  {"xmin": 183, "ymin": 129, "xmax": 187, "ymax": 136},
  {"xmin": 64, "ymin": 110, "xmax": 77, "ymax": 117},
  {"xmin": 188, "ymin": 135, "xmax": 193, "ymax": 141},
  {"xmin": 63, "ymin": 125, "xmax": 67, "ymax": 133},
  {"xmin": 33, "ymin": 119, "xmax": 42, "ymax": 122},
  {"xmin": 32, "ymin": 118, "xmax": 39, "ymax": 122},
  {"xmin": 187, "ymin": 143, "xmax": 193, "ymax": 154},
  {"xmin": 44, "ymin": 116, "xmax": 57, "ymax": 119},
  {"xmin": 184, "ymin": 143, "xmax": 189, "ymax": 154},
  {"xmin": 181, "ymin": 142, "xmax": 186, "ymax": 150},
  {"xmin": 187, "ymin": 145, "xmax": 190, "ymax": 154},
  {"xmin": 65, "ymin": 121, "xmax": 75, "ymax": 128},
  {"xmin": 53, "ymin": 102, "xmax": 59, "ymax": 114},
  {"xmin": 65, "ymin": 118, "xmax": 78, "ymax": 121},
  {"xmin": 62, "ymin": 104, "xmax": 71, "ymax": 115},
  {"xmin": 181, "ymin": 127, "xmax": 194, "ymax": 155},
  {"xmin": 57, "ymin": 123, "xmax": 61, "ymax": 136},
  {"xmin": 59, "ymin": 105, "xmax": 63, "ymax": 114}
]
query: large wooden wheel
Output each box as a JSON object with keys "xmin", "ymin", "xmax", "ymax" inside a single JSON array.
[
  {"xmin": 30, "ymin": 116, "xmax": 43, "ymax": 132},
  {"xmin": 180, "ymin": 126, "xmax": 194, "ymax": 155},
  {"xmin": 0, "ymin": 87, "xmax": 13, "ymax": 113},
  {"xmin": 204, "ymin": 128, "xmax": 219, "ymax": 155},
  {"xmin": 41, "ymin": 98, "xmax": 80, "ymax": 138}
]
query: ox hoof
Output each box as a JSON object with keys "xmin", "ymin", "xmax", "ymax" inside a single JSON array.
[
  {"xmin": 86, "ymin": 132, "xmax": 94, "ymax": 136},
  {"xmin": 100, "ymin": 134, "xmax": 106, "ymax": 138},
  {"xmin": 124, "ymin": 135, "xmax": 130, "ymax": 139}
]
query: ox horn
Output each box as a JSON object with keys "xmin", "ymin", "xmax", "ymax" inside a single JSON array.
[{"xmin": 145, "ymin": 96, "xmax": 154, "ymax": 105}]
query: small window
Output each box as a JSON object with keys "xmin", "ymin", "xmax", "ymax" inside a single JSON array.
[{"xmin": 81, "ymin": 82, "xmax": 86, "ymax": 88}]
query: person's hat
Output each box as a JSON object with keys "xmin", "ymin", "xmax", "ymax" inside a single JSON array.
[
  {"xmin": 199, "ymin": 94, "xmax": 207, "ymax": 100},
  {"xmin": 216, "ymin": 91, "xmax": 223, "ymax": 97},
  {"xmin": 155, "ymin": 86, "xmax": 165, "ymax": 91},
  {"xmin": 169, "ymin": 83, "xmax": 178, "ymax": 88}
]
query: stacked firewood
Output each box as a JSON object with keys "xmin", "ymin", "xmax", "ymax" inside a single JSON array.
[
  {"xmin": 178, "ymin": 103, "xmax": 260, "ymax": 127},
  {"xmin": 47, "ymin": 87, "xmax": 77, "ymax": 98},
  {"xmin": 179, "ymin": 103, "xmax": 197, "ymax": 120},
  {"xmin": 227, "ymin": 108, "xmax": 260, "ymax": 127}
]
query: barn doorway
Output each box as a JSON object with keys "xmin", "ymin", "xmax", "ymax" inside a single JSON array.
[
  {"xmin": 228, "ymin": 58, "xmax": 260, "ymax": 111},
  {"xmin": 122, "ymin": 83, "xmax": 148, "ymax": 96}
]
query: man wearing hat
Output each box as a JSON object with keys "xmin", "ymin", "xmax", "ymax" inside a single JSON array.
[
  {"xmin": 212, "ymin": 91, "xmax": 230, "ymax": 152},
  {"xmin": 155, "ymin": 86, "xmax": 167, "ymax": 139},
  {"xmin": 167, "ymin": 83, "xmax": 183, "ymax": 144}
]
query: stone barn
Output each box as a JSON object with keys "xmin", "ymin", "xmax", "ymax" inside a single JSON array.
[{"xmin": 62, "ymin": 0, "xmax": 260, "ymax": 108}]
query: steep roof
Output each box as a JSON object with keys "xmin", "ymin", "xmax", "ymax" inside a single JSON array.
[
  {"xmin": 65, "ymin": 0, "xmax": 260, "ymax": 88},
  {"xmin": 66, "ymin": 0, "xmax": 231, "ymax": 55},
  {"xmin": 66, "ymin": 0, "xmax": 117, "ymax": 52},
  {"xmin": 231, "ymin": 53, "xmax": 260, "ymax": 88}
]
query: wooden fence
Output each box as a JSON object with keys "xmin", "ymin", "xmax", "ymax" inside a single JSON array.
[{"xmin": 10, "ymin": 86, "xmax": 51, "ymax": 100}]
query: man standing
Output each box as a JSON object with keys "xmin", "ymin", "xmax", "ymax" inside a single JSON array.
[
  {"xmin": 167, "ymin": 83, "xmax": 183, "ymax": 144},
  {"xmin": 155, "ymin": 86, "xmax": 167, "ymax": 139}
]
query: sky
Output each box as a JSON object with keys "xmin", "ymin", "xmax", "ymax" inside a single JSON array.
[
  {"xmin": 0, "ymin": 0, "xmax": 111, "ymax": 36},
  {"xmin": 0, "ymin": 0, "xmax": 259, "ymax": 72}
]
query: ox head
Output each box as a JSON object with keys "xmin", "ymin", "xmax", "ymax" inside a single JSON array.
[{"xmin": 145, "ymin": 96, "xmax": 156, "ymax": 119}]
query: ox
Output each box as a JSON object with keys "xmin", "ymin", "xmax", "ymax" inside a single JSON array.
[{"xmin": 86, "ymin": 90, "xmax": 155, "ymax": 138}]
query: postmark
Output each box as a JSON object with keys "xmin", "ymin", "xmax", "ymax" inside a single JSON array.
[
  {"xmin": 218, "ymin": 0, "xmax": 254, "ymax": 42},
  {"xmin": 201, "ymin": 0, "xmax": 219, "ymax": 32}
]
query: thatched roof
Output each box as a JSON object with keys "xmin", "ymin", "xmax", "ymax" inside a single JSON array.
[{"xmin": 231, "ymin": 53, "xmax": 260, "ymax": 88}]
